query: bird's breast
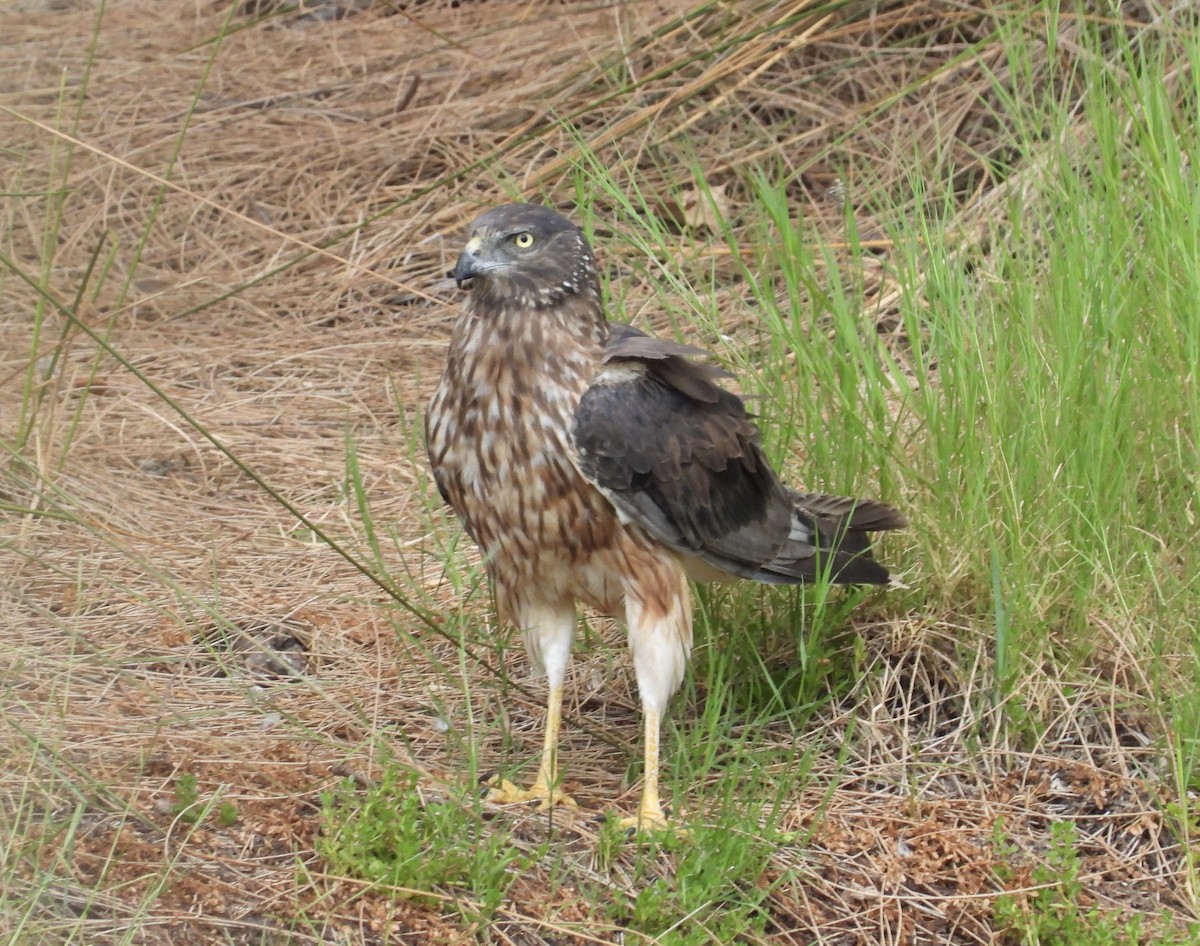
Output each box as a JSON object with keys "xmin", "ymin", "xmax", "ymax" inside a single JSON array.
[{"xmin": 426, "ymin": 318, "xmax": 621, "ymax": 592}]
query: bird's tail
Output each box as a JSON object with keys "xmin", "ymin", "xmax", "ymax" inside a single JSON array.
[{"xmin": 760, "ymin": 491, "xmax": 907, "ymax": 586}]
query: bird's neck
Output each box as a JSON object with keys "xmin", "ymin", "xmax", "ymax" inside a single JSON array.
[{"xmin": 457, "ymin": 292, "xmax": 608, "ymax": 369}]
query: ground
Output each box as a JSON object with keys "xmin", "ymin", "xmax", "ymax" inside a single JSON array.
[{"xmin": 1, "ymin": 1, "xmax": 1197, "ymax": 944}]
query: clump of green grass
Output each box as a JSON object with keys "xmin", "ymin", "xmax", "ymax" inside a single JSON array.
[
  {"xmin": 169, "ymin": 772, "xmax": 239, "ymax": 827},
  {"xmin": 595, "ymin": 815, "xmax": 779, "ymax": 945},
  {"xmin": 994, "ymin": 820, "xmax": 1196, "ymax": 946},
  {"xmin": 318, "ymin": 763, "xmax": 527, "ymax": 920},
  {"xmin": 583, "ymin": 8, "xmax": 1200, "ymax": 736}
]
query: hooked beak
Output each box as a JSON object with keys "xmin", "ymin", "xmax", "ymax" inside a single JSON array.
[{"xmin": 451, "ymin": 235, "xmax": 486, "ymax": 289}]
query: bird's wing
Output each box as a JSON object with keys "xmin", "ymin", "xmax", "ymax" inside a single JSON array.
[
  {"xmin": 571, "ymin": 331, "xmax": 879, "ymax": 584},
  {"xmin": 573, "ymin": 330, "xmax": 793, "ymax": 581}
]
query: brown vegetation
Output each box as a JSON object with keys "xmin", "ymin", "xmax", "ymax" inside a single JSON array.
[{"xmin": 1, "ymin": 1, "xmax": 1193, "ymax": 943}]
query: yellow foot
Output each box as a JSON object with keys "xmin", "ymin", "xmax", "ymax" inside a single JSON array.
[
  {"xmin": 616, "ymin": 805, "xmax": 685, "ymax": 836},
  {"xmin": 485, "ymin": 778, "xmax": 577, "ymax": 811}
]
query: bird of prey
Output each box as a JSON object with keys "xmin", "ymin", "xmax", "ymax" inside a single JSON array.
[{"xmin": 426, "ymin": 203, "xmax": 905, "ymax": 830}]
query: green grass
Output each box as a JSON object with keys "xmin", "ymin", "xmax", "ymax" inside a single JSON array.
[
  {"xmin": 4, "ymin": 1, "xmax": 1200, "ymax": 942},
  {"xmin": 318, "ymin": 763, "xmax": 530, "ymax": 923},
  {"xmin": 994, "ymin": 820, "xmax": 1197, "ymax": 946},
  {"xmin": 598, "ymin": 817, "xmax": 779, "ymax": 944},
  {"xmin": 585, "ymin": 9, "xmax": 1200, "ymax": 723},
  {"xmin": 167, "ymin": 772, "xmax": 239, "ymax": 827}
]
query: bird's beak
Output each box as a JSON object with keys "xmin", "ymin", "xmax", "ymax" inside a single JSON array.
[{"xmin": 452, "ymin": 236, "xmax": 486, "ymax": 289}]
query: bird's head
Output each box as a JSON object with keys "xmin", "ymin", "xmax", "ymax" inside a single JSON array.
[{"xmin": 451, "ymin": 203, "xmax": 600, "ymax": 310}]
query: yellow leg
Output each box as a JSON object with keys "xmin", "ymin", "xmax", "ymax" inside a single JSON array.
[
  {"xmin": 487, "ymin": 685, "xmax": 577, "ymax": 810},
  {"xmin": 619, "ymin": 706, "xmax": 672, "ymax": 832}
]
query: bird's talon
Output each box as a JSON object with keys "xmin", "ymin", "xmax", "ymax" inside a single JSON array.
[
  {"xmin": 616, "ymin": 809, "xmax": 686, "ymax": 837},
  {"xmin": 484, "ymin": 777, "xmax": 577, "ymax": 811}
]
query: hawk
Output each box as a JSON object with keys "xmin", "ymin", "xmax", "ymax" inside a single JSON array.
[{"xmin": 426, "ymin": 203, "xmax": 905, "ymax": 830}]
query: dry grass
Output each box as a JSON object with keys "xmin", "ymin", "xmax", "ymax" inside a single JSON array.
[{"xmin": 2, "ymin": 0, "xmax": 1196, "ymax": 943}]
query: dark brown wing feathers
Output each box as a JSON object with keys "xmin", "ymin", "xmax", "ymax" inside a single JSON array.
[
  {"xmin": 604, "ymin": 328, "xmax": 731, "ymax": 405},
  {"xmin": 574, "ymin": 333, "xmax": 904, "ymax": 585}
]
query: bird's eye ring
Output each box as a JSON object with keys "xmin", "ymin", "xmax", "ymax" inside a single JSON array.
[{"xmin": 513, "ymin": 232, "xmax": 534, "ymax": 248}]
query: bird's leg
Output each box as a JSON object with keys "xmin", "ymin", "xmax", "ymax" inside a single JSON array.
[
  {"xmin": 529, "ymin": 682, "xmax": 577, "ymax": 806},
  {"xmin": 487, "ymin": 682, "xmax": 576, "ymax": 809},
  {"xmin": 620, "ymin": 569, "xmax": 693, "ymax": 833},
  {"xmin": 487, "ymin": 601, "xmax": 578, "ymax": 811},
  {"xmin": 620, "ymin": 705, "xmax": 670, "ymax": 831}
]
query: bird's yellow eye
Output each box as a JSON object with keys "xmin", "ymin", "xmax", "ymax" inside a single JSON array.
[{"xmin": 513, "ymin": 232, "xmax": 534, "ymax": 248}]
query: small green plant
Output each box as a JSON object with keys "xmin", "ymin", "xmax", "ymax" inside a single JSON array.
[
  {"xmin": 169, "ymin": 773, "xmax": 238, "ymax": 827},
  {"xmin": 994, "ymin": 820, "xmax": 1191, "ymax": 946},
  {"xmin": 598, "ymin": 817, "xmax": 777, "ymax": 945},
  {"xmin": 318, "ymin": 764, "xmax": 524, "ymax": 918}
]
